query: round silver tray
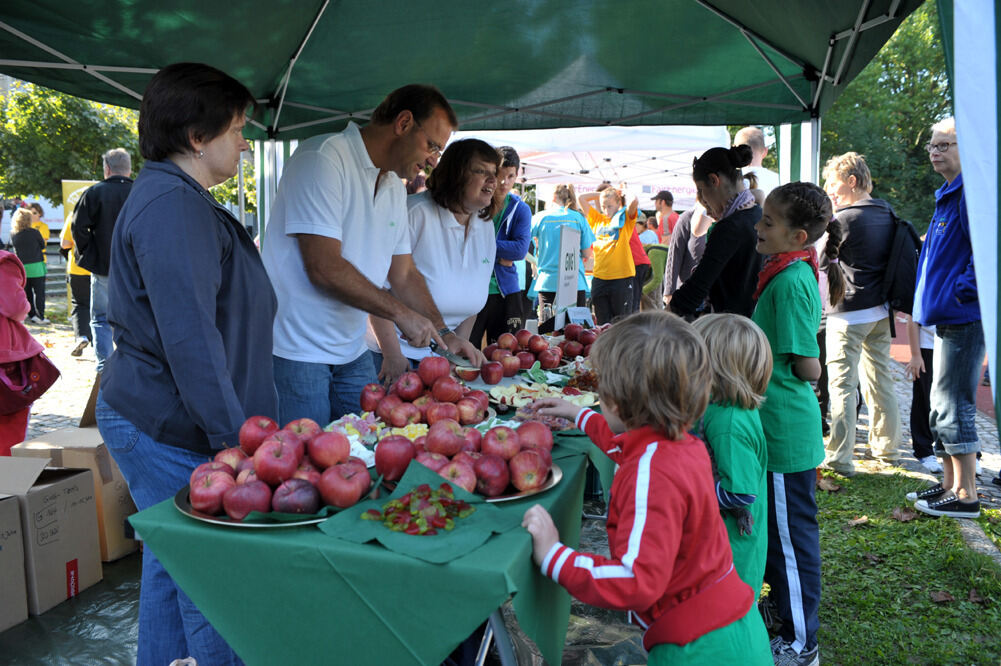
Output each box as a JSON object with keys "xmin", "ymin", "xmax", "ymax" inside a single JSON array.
[
  {"xmin": 485, "ymin": 462, "xmax": 562, "ymax": 503},
  {"xmin": 174, "ymin": 485, "xmax": 328, "ymax": 529}
]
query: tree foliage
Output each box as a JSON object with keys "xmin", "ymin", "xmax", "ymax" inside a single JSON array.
[
  {"xmin": 0, "ymin": 80, "xmax": 141, "ymax": 204},
  {"xmin": 820, "ymin": 1, "xmax": 951, "ymax": 232}
]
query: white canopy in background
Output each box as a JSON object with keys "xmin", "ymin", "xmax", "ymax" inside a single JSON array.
[{"xmin": 452, "ymin": 125, "xmax": 732, "ymax": 210}]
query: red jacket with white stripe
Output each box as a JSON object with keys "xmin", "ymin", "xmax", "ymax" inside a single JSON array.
[{"xmin": 541, "ymin": 408, "xmax": 754, "ymax": 649}]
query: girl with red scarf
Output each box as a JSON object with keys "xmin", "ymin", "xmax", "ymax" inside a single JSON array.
[{"xmin": 750, "ymin": 182, "xmax": 843, "ymax": 666}]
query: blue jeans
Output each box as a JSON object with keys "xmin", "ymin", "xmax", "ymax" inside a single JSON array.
[
  {"xmin": 930, "ymin": 321, "xmax": 985, "ymax": 455},
  {"xmin": 273, "ymin": 351, "xmax": 378, "ymax": 427},
  {"xmin": 96, "ymin": 394, "xmax": 242, "ymax": 666},
  {"xmin": 91, "ymin": 274, "xmax": 112, "ymax": 373}
]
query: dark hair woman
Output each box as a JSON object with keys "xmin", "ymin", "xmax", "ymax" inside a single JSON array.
[
  {"xmin": 669, "ymin": 145, "xmax": 763, "ymax": 318},
  {"xmin": 367, "ymin": 139, "xmax": 499, "ymax": 384},
  {"xmin": 95, "ymin": 62, "xmax": 274, "ymax": 666}
]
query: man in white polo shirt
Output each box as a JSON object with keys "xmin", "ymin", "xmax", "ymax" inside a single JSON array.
[{"xmin": 262, "ymin": 84, "xmax": 479, "ymax": 425}]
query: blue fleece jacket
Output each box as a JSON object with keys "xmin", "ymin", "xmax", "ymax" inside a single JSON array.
[
  {"xmin": 490, "ymin": 193, "xmax": 531, "ymax": 296},
  {"xmin": 913, "ymin": 173, "xmax": 981, "ymax": 326}
]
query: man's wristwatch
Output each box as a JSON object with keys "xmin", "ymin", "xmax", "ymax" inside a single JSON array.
[{"xmin": 438, "ymin": 326, "xmax": 454, "ymax": 338}]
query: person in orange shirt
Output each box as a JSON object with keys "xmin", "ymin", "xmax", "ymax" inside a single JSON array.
[{"xmin": 578, "ymin": 185, "xmax": 638, "ymax": 324}]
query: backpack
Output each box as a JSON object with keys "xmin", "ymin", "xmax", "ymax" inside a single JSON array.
[{"xmin": 880, "ymin": 209, "xmax": 922, "ymax": 316}]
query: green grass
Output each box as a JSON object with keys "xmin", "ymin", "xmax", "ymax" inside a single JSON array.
[
  {"xmin": 976, "ymin": 508, "xmax": 1001, "ymax": 552},
  {"xmin": 817, "ymin": 470, "xmax": 1001, "ymax": 665}
]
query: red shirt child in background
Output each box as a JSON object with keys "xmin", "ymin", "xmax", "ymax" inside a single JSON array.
[
  {"xmin": 523, "ymin": 311, "xmax": 771, "ymax": 664},
  {"xmin": 0, "ymin": 250, "xmax": 45, "ymax": 454}
]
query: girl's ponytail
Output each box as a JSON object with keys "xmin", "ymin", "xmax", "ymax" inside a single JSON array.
[{"xmin": 823, "ymin": 217, "xmax": 845, "ymax": 307}]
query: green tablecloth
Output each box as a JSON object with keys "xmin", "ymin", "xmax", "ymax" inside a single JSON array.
[{"xmin": 129, "ymin": 451, "xmax": 589, "ymax": 666}]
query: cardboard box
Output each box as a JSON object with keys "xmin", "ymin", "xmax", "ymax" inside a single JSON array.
[
  {"xmin": 0, "ymin": 458, "xmax": 102, "ymax": 615},
  {"xmin": 13, "ymin": 427, "xmax": 138, "ymax": 561},
  {"xmin": 0, "ymin": 493, "xmax": 28, "ymax": 632}
]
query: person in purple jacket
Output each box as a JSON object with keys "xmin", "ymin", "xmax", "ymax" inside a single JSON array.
[
  {"xmin": 469, "ymin": 146, "xmax": 532, "ymax": 346},
  {"xmin": 909, "ymin": 117, "xmax": 984, "ymax": 519}
]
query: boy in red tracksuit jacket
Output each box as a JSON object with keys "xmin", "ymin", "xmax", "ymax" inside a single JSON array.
[{"xmin": 523, "ymin": 311, "xmax": 771, "ymax": 664}]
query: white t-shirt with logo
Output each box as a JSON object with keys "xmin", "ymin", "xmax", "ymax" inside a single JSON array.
[
  {"xmin": 366, "ymin": 191, "xmax": 496, "ymax": 361},
  {"xmin": 744, "ymin": 166, "xmax": 780, "ymax": 198},
  {"xmin": 263, "ymin": 122, "xmax": 410, "ymax": 365}
]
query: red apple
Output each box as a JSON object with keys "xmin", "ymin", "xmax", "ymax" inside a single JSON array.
[
  {"xmin": 214, "ymin": 446, "xmax": 247, "ymax": 472},
  {"xmin": 388, "ymin": 401, "xmax": 421, "ymax": 427},
  {"xmin": 415, "ymin": 450, "xmax": 449, "ymax": 472},
  {"xmin": 426, "ymin": 419, "xmax": 465, "ymax": 457},
  {"xmin": 191, "ymin": 461, "xmax": 234, "ymax": 486},
  {"xmin": 308, "ymin": 430, "xmax": 351, "ymax": 469},
  {"xmin": 582, "ymin": 344, "xmax": 591, "ymax": 357},
  {"xmin": 501, "ymin": 355, "xmax": 522, "ymax": 377},
  {"xmin": 464, "ymin": 390, "xmax": 490, "ymax": 411},
  {"xmin": 516, "ymin": 351, "xmax": 536, "ymax": 369},
  {"xmin": 374, "ymin": 435, "xmax": 415, "ymax": 481},
  {"xmin": 253, "ymin": 439, "xmax": 300, "ymax": 486},
  {"xmin": 490, "ymin": 348, "xmax": 512, "ymax": 362},
  {"xmin": 452, "ymin": 450, "xmax": 481, "ymax": 470},
  {"xmin": 271, "ymin": 478, "xmax": 321, "ymax": 514},
  {"xmin": 394, "ymin": 371, "xmax": 425, "ymax": 401},
  {"xmin": 412, "ymin": 394, "xmax": 436, "ymax": 422},
  {"xmin": 236, "ymin": 468, "xmax": 259, "ymax": 485},
  {"xmin": 579, "ymin": 329, "xmax": 598, "ymax": 346},
  {"xmin": 438, "ymin": 461, "xmax": 477, "ymax": 493},
  {"xmin": 515, "ymin": 329, "xmax": 533, "ymax": 349},
  {"xmin": 318, "ymin": 463, "xmax": 370, "ymax": 508},
  {"xmin": 528, "ymin": 335, "xmax": 549, "ymax": 354},
  {"xmin": 222, "ymin": 479, "xmax": 271, "ymax": 520},
  {"xmin": 413, "ymin": 435, "xmax": 427, "ymax": 452},
  {"xmin": 342, "ymin": 456, "xmax": 369, "ymax": 476},
  {"xmin": 473, "ymin": 454, "xmax": 511, "ymax": 497},
  {"xmin": 509, "ymin": 449, "xmax": 549, "ymax": 491},
  {"xmin": 482, "ymin": 426, "xmax": 521, "ymax": 460},
  {"xmin": 431, "ymin": 376, "xmax": 465, "ymax": 403},
  {"xmin": 235, "ymin": 457, "xmax": 256, "ymax": 475},
  {"xmin": 190, "ymin": 471, "xmax": 236, "ymax": 515},
  {"xmin": 291, "ymin": 463, "xmax": 322, "ymax": 486},
  {"xmin": 563, "ymin": 340, "xmax": 584, "ymax": 358},
  {"xmin": 563, "ymin": 323, "xmax": 583, "ymax": 342},
  {"xmin": 483, "ymin": 343, "xmax": 498, "ymax": 360},
  {"xmin": 480, "ymin": 361, "xmax": 503, "ymax": 385},
  {"xmin": 538, "ymin": 349, "xmax": 561, "ymax": 369},
  {"xmin": 456, "ymin": 397, "xmax": 486, "ymax": 425},
  {"xmin": 238, "ymin": 416, "xmax": 280, "ymax": 456},
  {"xmin": 376, "ymin": 394, "xmax": 403, "ymax": 423},
  {"xmin": 264, "ymin": 430, "xmax": 305, "ymax": 464},
  {"xmin": 284, "ymin": 418, "xmax": 323, "ymax": 447},
  {"xmin": 426, "ymin": 401, "xmax": 460, "ymax": 425},
  {"xmin": 497, "ymin": 332, "xmax": 518, "ymax": 351},
  {"xmin": 454, "ymin": 366, "xmax": 480, "ymax": 381},
  {"xmin": 516, "ymin": 420, "xmax": 554, "ymax": 452},
  {"xmin": 418, "ymin": 355, "xmax": 451, "ymax": 387},
  {"xmin": 534, "ymin": 445, "xmax": 553, "ymax": 469},
  {"xmin": 360, "ymin": 383, "xmax": 387, "ymax": 413},
  {"xmin": 461, "ymin": 427, "xmax": 482, "ymax": 452}
]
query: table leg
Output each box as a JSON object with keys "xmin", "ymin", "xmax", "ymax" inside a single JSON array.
[{"xmin": 475, "ymin": 609, "xmax": 516, "ymax": 666}]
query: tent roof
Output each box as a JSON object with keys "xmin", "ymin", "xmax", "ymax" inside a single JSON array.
[{"xmin": 0, "ymin": 1, "xmax": 921, "ymax": 140}]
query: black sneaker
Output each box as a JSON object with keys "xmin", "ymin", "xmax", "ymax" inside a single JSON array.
[
  {"xmin": 915, "ymin": 495, "xmax": 980, "ymax": 519},
  {"xmin": 771, "ymin": 637, "xmax": 819, "ymax": 666},
  {"xmin": 992, "ymin": 476, "xmax": 1001, "ymax": 489},
  {"xmin": 906, "ymin": 483, "xmax": 945, "ymax": 503}
]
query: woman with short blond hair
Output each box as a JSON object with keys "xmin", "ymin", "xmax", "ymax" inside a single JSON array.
[{"xmin": 10, "ymin": 208, "xmax": 48, "ymax": 324}]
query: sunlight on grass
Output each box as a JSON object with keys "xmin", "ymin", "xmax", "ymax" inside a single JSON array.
[{"xmin": 817, "ymin": 470, "xmax": 1001, "ymax": 665}]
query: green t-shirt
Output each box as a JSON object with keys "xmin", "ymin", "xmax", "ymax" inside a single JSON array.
[
  {"xmin": 702, "ymin": 402, "xmax": 768, "ymax": 593},
  {"xmin": 751, "ymin": 260, "xmax": 823, "ymax": 473},
  {"xmin": 22, "ymin": 261, "xmax": 46, "ymax": 279}
]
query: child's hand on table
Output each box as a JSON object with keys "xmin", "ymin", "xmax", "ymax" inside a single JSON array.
[
  {"xmin": 532, "ymin": 398, "xmax": 581, "ymax": 422},
  {"xmin": 522, "ymin": 504, "xmax": 560, "ymax": 567}
]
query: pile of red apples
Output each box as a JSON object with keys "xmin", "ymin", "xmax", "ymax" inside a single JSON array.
[
  {"xmin": 188, "ymin": 415, "xmax": 373, "ymax": 520},
  {"xmin": 363, "ymin": 356, "xmax": 491, "ymax": 427},
  {"xmin": 375, "ymin": 419, "xmax": 554, "ymax": 497},
  {"xmin": 458, "ymin": 325, "xmax": 607, "ymax": 384}
]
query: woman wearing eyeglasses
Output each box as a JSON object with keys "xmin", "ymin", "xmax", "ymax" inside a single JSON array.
[
  {"xmin": 367, "ymin": 139, "xmax": 497, "ymax": 384},
  {"xmin": 819, "ymin": 151, "xmax": 903, "ymax": 476}
]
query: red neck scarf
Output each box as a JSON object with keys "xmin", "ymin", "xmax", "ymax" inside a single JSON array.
[{"xmin": 753, "ymin": 247, "xmax": 818, "ymax": 301}]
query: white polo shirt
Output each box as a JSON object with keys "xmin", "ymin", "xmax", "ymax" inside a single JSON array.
[
  {"xmin": 366, "ymin": 191, "xmax": 496, "ymax": 361},
  {"xmin": 263, "ymin": 122, "xmax": 410, "ymax": 365}
]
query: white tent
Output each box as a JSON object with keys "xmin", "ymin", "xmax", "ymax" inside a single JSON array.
[{"xmin": 452, "ymin": 125, "xmax": 732, "ymax": 210}]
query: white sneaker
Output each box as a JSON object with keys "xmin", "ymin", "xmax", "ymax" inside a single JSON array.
[
  {"xmin": 918, "ymin": 456, "xmax": 943, "ymax": 473},
  {"xmin": 976, "ymin": 460, "xmax": 983, "ymax": 476},
  {"xmin": 28, "ymin": 315, "xmax": 42, "ymax": 324},
  {"xmin": 37, "ymin": 318, "xmax": 51, "ymax": 325}
]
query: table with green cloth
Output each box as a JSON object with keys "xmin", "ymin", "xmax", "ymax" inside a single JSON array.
[{"xmin": 129, "ymin": 433, "xmax": 616, "ymax": 666}]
